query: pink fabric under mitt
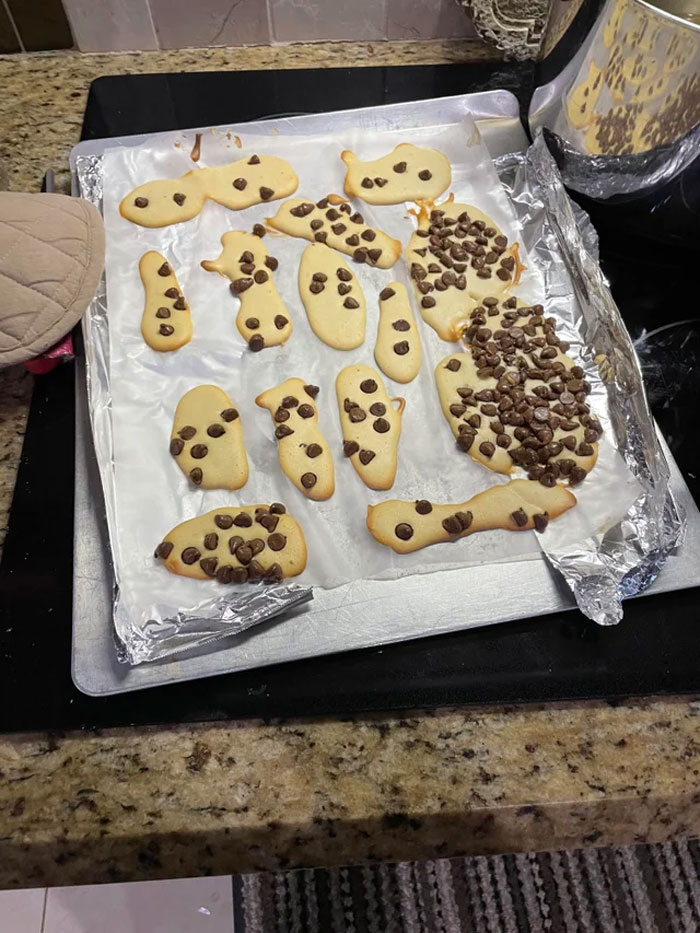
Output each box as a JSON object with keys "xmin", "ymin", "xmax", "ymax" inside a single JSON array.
[{"xmin": 0, "ymin": 192, "xmax": 105, "ymax": 368}]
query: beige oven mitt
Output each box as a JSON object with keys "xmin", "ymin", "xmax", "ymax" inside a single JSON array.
[{"xmin": 0, "ymin": 192, "xmax": 105, "ymax": 367}]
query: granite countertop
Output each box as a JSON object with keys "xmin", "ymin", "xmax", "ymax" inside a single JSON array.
[{"xmin": 1, "ymin": 43, "xmax": 699, "ymax": 889}]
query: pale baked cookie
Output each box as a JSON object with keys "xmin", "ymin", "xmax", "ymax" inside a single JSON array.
[
  {"xmin": 267, "ymin": 195, "xmax": 401, "ymax": 269},
  {"xmin": 336, "ymin": 364, "xmax": 404, "ymax": 491},
  {"xmin": 662, "ymin": 30, "xmax": 696, "ymax": 76},
  {"xmin": 201, "ymin": 230, "xmax": 291, "ymax": 351},
  {"xmin": 631, "ymin": 72, "xmax": 670, "ymax": 104},
  {"xmin": 139, "ymin": 251, "xmax": 193, "ymax": 352},
  {"xmin": 566, "ymin": 62, "xmax": 604, "ymax": 129},
  {"xmin": 255, "ymin": 379, "xmax": 335, "ymax": 501},
  {"xmin": 603, "ymin": 0, "xmax": 627, "ymax": 49},
  {"xmin": 298, "ymin": 243, "xmax": 366, "ymax": 350},
  {"xmin": 155, "ymin": 503, "xmax": 306, "ymax": 584},
  {"xmin": 170, "ymin": 385, "xmax": 248, "ymax": 490},
  {"xmin": 374, "ymin": 283, "xmax": 421, "ymax": 384},
  {"xmin": 367, "ymin": 480, "xmax": 577, "ymax": 554},
  {"xmin": 435, "ymin": 296, "xmax": 602, "ymax": 487},
  {"xmin": 120, "ymin": 154, "xmax": 298, "ymax": 228},
  {"xmin": 622, "ymin": 53, "xmax": 658, "ymax": 85},
  {"xmin": 341, "ymin": 143, "xmax": 451, "ymax": 205},
  {"xmin": 406, "ymin": 202, "xmax": 521, "ymax": 342}
]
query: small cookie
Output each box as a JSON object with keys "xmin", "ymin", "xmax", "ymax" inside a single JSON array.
[
  {"xmin": 367, "ymin": 480, "xmax": 577, "ymax": 554},
  {"xmin": 170, "ymin": 385, "xmax": 248, "ymax": 490},
  {"xmin": 336, "ymin": 364, "xmax": 404, "ymax": 491},
  {"xmin": 341, "ymin": 143, "xmax": 451, "ymax": 205},
  {"xmin": 255, "ymin": 379, "xmax": 335, "ymax": 501},
  {"xmin": 298, "ymin": 243, "xmax": 366, "ymax": 350},
  {"xmin": 120, "ymin": 154, "xmax": 299, "ymax": 227},
  {"xmin": 630, "ymin": 72, "xmax": 670, "ymax": 105},
  {"xmin": 267, "ymin": 195, "xmax": 401, "ymax": 269},
  {"xmin": 622, "ymin": 53, "xmax": 658, "ymax": 86},
  {"xmin": 374, "ymin": 283, "xmax": 421, "ymax": 384},
  {"xmin": 603, "ymin": 0, "xmax": 627, "ymax": 49},
  {"xmin": 155, "ymin": 503, "xmax": 306, "ymax": 583},
  {"xmin": 567, "ymin": 61, "xmax": 604, "ymax": 129},
  {"xmin": 662, "ymin": 31, "xmax": 696, "ymax": 76},
  {"xmin": 201, "ymin": 230, "xmax": 291, "ymax": 351},
  {"xmin": 139, "ymin": 251, "xmax": 193, "ymax": 351},
  {"xmin": 435, "ymin": 297, "xmax": 601, "ymax": 487},
  {"xmin": 406, "ymin": 202, "xmax": 521, "ymax": 342}
]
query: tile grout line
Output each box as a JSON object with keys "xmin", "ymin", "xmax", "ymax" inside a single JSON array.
[
  {"xmin": 0, "ymin": 0, "xmax": 24, "ymax": 52},
  {"xmin": 40, "ymin": 887, "xmax": 48, "ymax": 933}
]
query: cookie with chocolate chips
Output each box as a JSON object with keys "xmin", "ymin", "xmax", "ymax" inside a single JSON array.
[
  {"xmin": 256, "ymin": 378, "xmax": 335, "ymax": 501},
  {"xmin": 298, "ymin": 243, "xmax": 366, "ymax": 350},
  {"xmin": 374, "ymin": 281, "xmax": 422, "ymax": 384},
  {"xmin": 139, "ymin": 251, "xmax": 193, "ymax": 351},
  {"xmin": 341, "ymin": 142, "xmax": 451, "ymax": 205}
]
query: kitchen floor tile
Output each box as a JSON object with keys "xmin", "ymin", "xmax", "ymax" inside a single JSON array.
[
  {"xmin": 43, "ymin": 876, "xmax": 234, "ymax": 933},
  {"xmin": 0, "ymin": 888, "xmax": 46, "ymax": 932}
]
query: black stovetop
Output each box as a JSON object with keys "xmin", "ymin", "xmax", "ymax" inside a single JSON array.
[{"xmin": 1, "ymin": 63, "xmax": 699, "ymax": 733}]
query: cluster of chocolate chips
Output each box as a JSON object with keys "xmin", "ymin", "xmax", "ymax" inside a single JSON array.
[
  {"xmin": 589, "ymin": 102, "xmax": 645, "ymax": 156},
  {"xmin": 229, "ymin": 245, "xmax": 285, "ymax": 351},
  {"xmin": 641, "ymin": 74, "xmax": 700, "ymax": 150},
  {"xmin": 289, "ymin": 198, "xmax": 384, "ymax": 265},
  {"xmin": 169, "ymin": 406, "xmax": 239, "ymax": 486},
  {"xmin": 231, "ymin": 154, "xmax": 275, "ymax": 200},
  {"xmin": 342, "ymin": 378, "xmax": 390, "ymax": 465},
  {"xmin": 360, "ymin": 161, "xmax": 432, "ymax": 188},
  {"xmin": 155, "ymin": 503, "xmax": 289, "ymax": 584},
  {"xmin": 308, "ymin": 266, "xmax": 360, "ymax": 309},
  {"xmin": 272, "ymin": 385, "xmax": 321, "ymax": 489},
  {"xmin": 154, "ymin": 261, "xmax": 187, "ymax": 337},
  {"xmin": 410, "ymin": 208, "xmax": 513, "ymax": 308},
  {"xmin": 449, "ymin": 297, "xmax": 602, "ymax": 487},
  {"xmin": 379, "ymin": 287, "xmax": 411, "ymax": 356}
]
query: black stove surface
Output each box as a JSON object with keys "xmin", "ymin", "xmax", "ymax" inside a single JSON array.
[{"xmin": 1, "ymin": 63, "xmax": 698, "ymax": 733}]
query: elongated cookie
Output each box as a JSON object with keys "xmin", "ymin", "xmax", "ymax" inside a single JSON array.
[
  {"xmin": 298, "ymin": 243, "xmax": 366, "ymax": 350},
  {"xmin": 120, "ymin": 154, "xmax": 298, "ymax": 227},
  {"xmin": 406, "ymin": 202, "xmax": 521, "ymax": 341},
  {"xmin": 336, "ymin": 364, "xmax": 404, "ymax": 490},
  {"xmin": 374, "ymin": 283, "xmax": 421, "ymax": 384},
  {"xmin": 155, "ymin": 503, "xmax": 306, "ymax": 584},
  {"xmin": 170, "ymin": 385, "xmax": 248, "ymax": 490},
  {"xmin": 267, "ymin": 195, "xmax": 401, "ymax": 269},
  {"xmin": 139, "ymin": 251, "xmax": 193, "ymax": 351},
  {"xmin": 341, "ymin": 143, "xmax": 451, "ymax": 205},
  {"xmin": 367, "ymin": 480, "xmax": 577, "ymax": 554},
  {"xmin": 255, "ymin": 379, "xmax": 334, "ymax": 501},
  {"xmin": 435, "ymin": 296, "xmax": 602, "ymax": 487},
  {"xmin": 201, "ymin": 230, "xmax": 291, "ymax": 351}
]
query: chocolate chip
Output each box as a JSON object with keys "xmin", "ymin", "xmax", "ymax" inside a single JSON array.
[
  {"xmin": 314, "ymin": 231, "xmax": 328, "ymax": 243},
  {"xmin": 577, "ymin": 442, "xmax": 594, "ymax": 456},
  {"xmin": 207, "ymin": 423, "xmax": 225, "ymax": 438},
  {"xmin": 291, "ymin": 202, "xmax": 314, "ymax": 217},
  {"xmin": 393, "ymin": 341, "xmax": 409, "ymax": 356},
  {"xmin": 170, "ymin": 438, "xmax": 184, "ymax": 456},
  {"xmin": 216, "ymin": 565, "xmax": 235, "ymax": 584},
  {"xmin": 338, "ymin": 283, "xmax": 351, "ymax": 295},
  {"xmin": 173, "ymin": 297, "xmax": 186, "ymax": 310},
  {"xmin": 157, "ymin": 262, "xmax": 171, "ymax": 277},
  {"xmin": 158, "ymin": 324, "xmax": 174, "ymax": 336},
  {"xmin": 259, "ymin": 186, "xmax": 274, "ymax": 200},
  {"xmin": 181, "ymin": 547, "xmax": 200, "ymax": 564},
  {"xmin": 134, "ymin": 197, "xmax": 148, "ymax": 208},
  {"xmin": 253, "ymin": 223, "xmax": 266, "ymax": 237},
  {"xmin": 309, "ymin": 281, "xmax": 325, "ymax": 294},
  {"xmin": 375, "ymin": 177, "xmax": 388, "ymax": 187},
  {"xmin": 442, "ymin": 515, "xmax": 462, "ymax": 534},
  {"xmin": 306, "ymin": 443, "xmax": 322, "ymax": 458},
  {"xmin": 280, "ymin": 395, "xmax": 298, "ymax": 409},
  {"xmin": 264, "ymin": 563, "xmax": 283, "ymax": 584},
  {"xmin": 351, "ymin": 212, "xmax": 364, "ymax": 224},
  {"xmin": 346, "ymin": 234, "xmax": 360, "ymax": 247},
  {"xmin": 456, "ymin": 511, "xmax": 473, "ymax": 530},
  {"xmin": 449, "ymin": 403, "xmax": 466, "ymax": 417},
  {"xmin": 156, "ymin": 307, "xmax": 171, "ymax": 319},
  {"xmin": 393, "ymin": 162, "xmax": 407, "ymax": 173},
  {"xmin": 326, "ymin": 209, "xmax": 340, "ymax": 221},
  {"xmin": 215, "ymin": 514, "xmax": 234, "ymax": 529},
  {"xmin": 395, "ymin": 523, "xmax": 413, "ymax": 540},
  {"xmin": 392, "ymin": 320, "xmax": 410, "ymax": 333},
  {"xmin": 373, "ymin": 418, "xmax": 390, "ymax": 433},
  {"xmin": 479, "ymin": 441, "xmax": 495, "ymax": 458},
  {"xmin": 191, "ymin": 444, "xmax": 208, "ymax": 459},
  {"xmin": 343, "ymin": 440, "xmax": 359, "ymax": 457},
  {"xmin": 380, "ymin": 287, "xmax": 396, "ymax": 301},
  {"xmin": 418, "ymin": 169, "xmax": 432, "ymax": 180},
  {"xmin": 268, "ymin": 533, "xmax": 287, "ymax": 551},
  {"xmin": 233, "ymin": 277, "xmax": 254, "ymax": 293},
  {"xmin": 301, "ymin": 472, "xmax": 317, "ymax": 488},
  {"xmin": 360, "ymin": 379, "xmax": 377, "ymax": 393},
  {"xmin": 220, "ymin": 408, "xmax": 239, "ymax": 423},
  {"xmin": 227, "ymin": 536, "xmax": 244, "ymax": 555},
  {"xmin": 361, "ymin": 177, "xmax": 374, "ymax": 188},
  {"xmin": 367, "ymin": 249, "xmax": 382, "ymax": 263},
  {"xmin": 245, "ymin": 316, "xmax": 260, "ymax": 329},
  {"xmin": 344, "ymin": 297, "xmax": 360, "ymax": 309},
  {"xmin": 189, "ymin": 468, "xmax": 203, "ymax": 485},
  {"xmin": 415, "ymin": 500, "xmax": 432, "ymax": 515},
  {"xmin": 361, "ymin": 229, "xmax": 376, "ymax": 242},
  {"xmin": 173, "ymin": 193, "xmax": 186, "ymax": 205},
  {"xmin": 164, "ymin": 287, "xmax": 179, "ymax": 298},
  {"xmin": 177, "ymin": 426, "xmax": 195, "ymax": 441},
  {"xmin": 204, "ymin": 532, "xmax": 218, "ymax": 550},
  {"xmin": 236, "ymin": 545, "xmax": 253, "ymax": 565},
  {"xmin": 249, "ymin": 538, "xmax": 265, "ymax": 557},
  {"xmin": 304, "ymin": 384, "xmax": 319, "ymax": 399},
  {"xmin": 233, "ymin": 177, "xmax": 247, "ymax": 190},
  {"xmin": 359, "ymin": 449, "xmax": 375, "ymax": 465},
  {"xmin": 231, "ymin": 566, "xmax": 248, "ymax": 583},
  {"xmin": 249, "ymin": 334, "xmax": 265, "ymax": 351},
  {"xmin": 248, "ymin": 154, "xmax": 261, "ymax": 164},
  {"xmin": 511, "ymin": 508, "xmax": 528, "ymax": 527},
  {"xmin": 155, "ymin": 541, "xmax": 173, "ymax": 559},
  {"xmin": 337, "ymin": 268, "xmax": 352, "ymax": 281},
  {"xmin": 248, "ymin": 560, "xmax": 265, "ymax": 581},
  {"xmin": 349, "ymin": 407, "xmax": 366, "ymax": 423},
  {"xmin": 310, "ymin": 219, "xmax": 324, "ymax": 231},
  {"xmin": 298, "ymin": 404, "xmax": 314, "ymax": 419},
  {"xmin": 316, "ymin": 198, "xmax": 330, "ymax": 208},
  {"xmin": 269, "ymin": 502, "xmax": 286, "ymax": 515},
  {"xmin": 331, "ymin": 223, "xmax": 347, "ymax": 236},
  {"xmin": 533, "ymin": 513, "xmax": 549, "ymax": 533},
  {"xmin": 254, "ymin": 270, "xmax": 269, "ymax": 284},
  {"xmin": 353, "ymin": 247, "xmax": 368, "ymax": 263},
  {"xmin": 446, "ymin": 359, "xmax": 461, "ymax": 372},
  {"xmin": 275, "ymin": 424, "xmax": 294, "ymax": 439},
  {"xmin": 421, "ymin": 296, "xmax": 436, "ymax": 309},
  {"xmin": 233, "ymin": 512, "xmax": 253, "ymax": 527},
  {"xmin": 369, "ymin": 402, "xmax": 386, "ymax": 416},
  {"xmin": 274, "ymin": 315, "xmax": 288, "ymax": 330}
]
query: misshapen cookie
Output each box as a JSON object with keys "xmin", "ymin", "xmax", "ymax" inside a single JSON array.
[
  {"xmin": 267, "ymin": 195, "xmax": 401, "ymax": 269},
  {"xmin": 155, "ymin": 503, "xmax": 306, "ymax": 584},
  {"xmin": 374, "ymin": 283, "xmax": 421, "ymax": 384},
  {"xmin": 298, "ymin": 243, "xmax": 366, "ymax": 350},
  {"xmin": 255, "ymin": 379, "xmax": 335, "ymax": 501},
  {"xmin": 120, "ymin": 154, "xmax": 298, "ymax": 227},
  {"xmin": 406, "ymin": 202, "xmax": 521, "ymax": 342},
  {"xmin": 567, "ymin": 61, "xmax": 604, "ymax": 129},
  {"xmin": 435, "ymin": 296, "xmax": 601, "ymax": 488},
  {"xmin": 336, "ymin": 364, "xmax": 404, "ymax": 491},
  {"xmin": 201, "ymin": 230, "xmax": 291, "ymax": 351},
  {"xmin": 170, "ymin": 385, "xmax": 248, "ymax": 490},
  {"xmin": 341, "ymin": 143, "xmax": 451, "ymax": 205},
  {"xmin": 367, "ymin": 480, "xmax": 577, "ymax": 554},
  {"xmin": 139, "ymin": 251, "xmax": 193, "ymax": 351}
]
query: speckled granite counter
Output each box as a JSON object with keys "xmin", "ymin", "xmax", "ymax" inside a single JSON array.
[{"xmin": 1, "ymin": 44, "xmax": 699, "ymax": 890}]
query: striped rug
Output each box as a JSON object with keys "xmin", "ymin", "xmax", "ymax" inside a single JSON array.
[{"xmin": 232, "ymin": 840, "xmax": 700, "ymax": 931}]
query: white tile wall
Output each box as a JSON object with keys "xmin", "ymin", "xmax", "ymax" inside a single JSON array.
[
  {"xmin": 0, "ymin": 888, "xmax": 46, "ymax": 933},
  {"xmin": 268, "ymin": 0, "xmax": 388, "ymax": 42},
  {"xmin": 387, "ymin": 0, "xmax": 476, "ymax": 39},
  {"xmin": 150, "ymin": 0, "xmax": 270, "ymax": 49},
  {"xmin": 62, "ymin": 0, "xmax": 158, "ymax": 51}
]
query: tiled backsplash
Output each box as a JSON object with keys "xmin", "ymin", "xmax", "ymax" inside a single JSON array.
[{"xmin": 55, "ymin": 0, "xmax": 476, "ymax": 53}]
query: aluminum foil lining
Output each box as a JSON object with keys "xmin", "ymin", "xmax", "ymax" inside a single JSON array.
[{"xmin": 495, "ymin": 130, "xmax": 684, "ymax": 624}]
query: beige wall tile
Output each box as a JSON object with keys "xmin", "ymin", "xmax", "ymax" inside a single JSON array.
[
  {"xmin": 387, "ymin": 0, "xmax": 476, "ymax": 39},
  {"xmin": 62, "ymin": 0, "xmax": 158, "ymax": 51},
  {"xmin": 150, "ymin": 0, "xmax": 270, "ymax": 48},
  {"xmin": 268, "ymin": 0, "xmax": 388, "ymax": 43}
]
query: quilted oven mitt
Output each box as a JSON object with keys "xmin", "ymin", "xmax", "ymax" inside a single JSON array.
[{"xmin": 0, "ymin": 192, "xmax": 104, "ymax": 368}]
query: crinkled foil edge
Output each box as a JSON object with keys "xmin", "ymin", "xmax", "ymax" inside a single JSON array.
[
  {"xmin": 494, "ymin": 131, "xmax": 685, "ymax": 624},
  {"xmin": 75, "ymin": 154, "xmax": 313, "ymax": 665}
]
